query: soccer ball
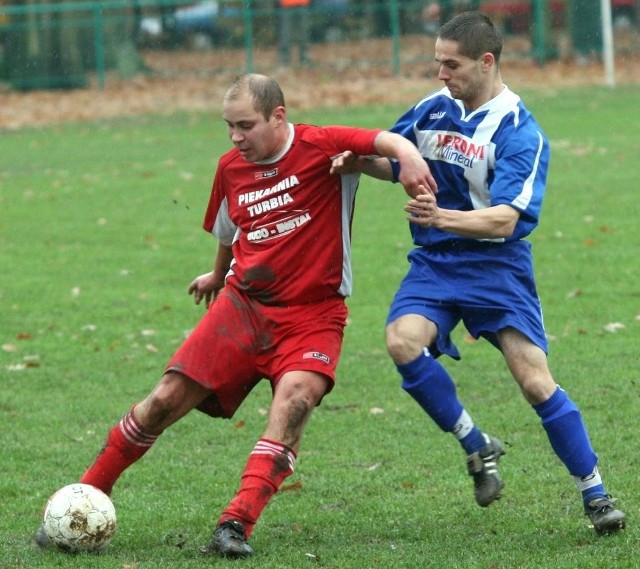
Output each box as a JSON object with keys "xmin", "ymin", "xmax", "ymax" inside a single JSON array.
[{"xmin": 42, "ymin": 483, "xmax": 116, "ymax": 552}]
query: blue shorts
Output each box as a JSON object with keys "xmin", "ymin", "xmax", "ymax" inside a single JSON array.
[{"xmin": 386, "ymin": 240, "xmax": 548, "ymax": 359}]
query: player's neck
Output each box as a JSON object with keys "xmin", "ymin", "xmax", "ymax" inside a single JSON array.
[
  {"xmin": 466, "ymin": 77, "xmax": 505, "ymax": 111},
  {"xmin": 257, "ymin": 123, "xmax": 294, "ymax": 165},
  {"xmin": 490, "ymin": 73, "xmax": 505, "ymax": 100}
]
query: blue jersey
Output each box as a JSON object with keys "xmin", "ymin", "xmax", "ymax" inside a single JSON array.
[{"xmin": 389, "ymin": 86, "xmax": 550, "ymax": 247}]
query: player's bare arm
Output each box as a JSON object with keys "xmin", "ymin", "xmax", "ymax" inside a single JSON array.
[
  {"xmin": 373, "ymin": 131, "xmax": 437, "ymax": 197},
  {"xmin": 330, "ymin": 151, "xmax": 391, "ymax": 178},
  {"xmin": 405, "ymin": 194, "xmax": 519, "ymax": 239},
  {"xmin": 188, "ymin": 243, "xmax": 233, "ymax": 306},
  {"xmin": 330, "ymin": 132, "xmax": 437, "ymax": 198}
]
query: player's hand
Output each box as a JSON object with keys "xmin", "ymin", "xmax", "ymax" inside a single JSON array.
[
  {"xmin": 405, "ymin": 193, "xmax": 439, "ymax": 227},
  {"xmin": 397, "ymin": 158, "xmax": 438, "ymax": 198},
  {"xmin": 330, "ymin": 151, "xmax": 361, "ymax": 175},
  {"xmin": 188, "ymin": 271, "xmax": 224, "ymax": 307}
]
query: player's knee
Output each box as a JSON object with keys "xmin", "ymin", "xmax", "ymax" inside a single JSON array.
[
  {"xmin": 138, "ymin": 373, "xmax": 185, "ymax": 430},
  {"xmin": 518, "ymin": 374, "xmax": 557, "ymax": 405},
  {"xmin": 385, "ymin": 323, "xmax": 423, "ymax": 364},
  {"xmin": 285, "ymin": 393, "xmax": 314, "ymax": 428},
  {"xmin": 278, "ymin": 381, "xmax": 320, "ymax": 425}
]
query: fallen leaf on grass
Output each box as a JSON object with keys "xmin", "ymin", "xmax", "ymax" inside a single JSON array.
[
  {"xmin": 281, "ymin": 480, "xmax": 302, "ymax": 492},
  {"xmin": 6, "ymin": 353, "xmax": 40, "ymax": 370},
  {"xmin": 603, "ymin": 322, "xmax": 625, "ymax": 333},
  {"xmin": 2, "ymin": 343, "xmax": 17, "ymax": 352},
  {"xmin": 24, "ymin": 355, "xmax": 40, "ymax": 367}
]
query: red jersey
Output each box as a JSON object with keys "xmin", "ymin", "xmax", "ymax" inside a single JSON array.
[{"xmin": 203, "ymin": 123, "xmax": 382, "ymax": 305}]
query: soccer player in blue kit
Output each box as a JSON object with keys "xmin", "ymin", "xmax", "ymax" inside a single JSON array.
[{"xmin": 332, "ymin": 11, "xmax": 626, "ymax": 535}]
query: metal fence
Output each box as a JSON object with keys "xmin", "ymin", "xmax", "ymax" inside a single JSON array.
[{"xmin": 0, "ymin": 0, "xmax": 638, "ymax": 91}]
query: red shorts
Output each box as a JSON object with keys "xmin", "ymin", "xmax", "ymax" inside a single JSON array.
[{"xmin": 166, "ymin": 286, "xmax": 348, "ymax": 419}]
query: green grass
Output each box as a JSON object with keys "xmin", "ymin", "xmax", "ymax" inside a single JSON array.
[{"xmin": 1, "ymin": 85, "xmax": 639, "ymax": 569}]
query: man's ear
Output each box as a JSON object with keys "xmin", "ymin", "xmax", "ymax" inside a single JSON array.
[
  {"xmin": 273, "ymin": 105, "xmax": 287, "ymax": 125},
  {"xmin": 481, "ymin": 52, "xmax": 495, "ymax": 72}
]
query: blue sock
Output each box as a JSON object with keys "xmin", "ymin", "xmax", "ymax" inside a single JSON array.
[
  {"xmin": 397, "ymin": 349, "xmax": 484, "ymax": 454},
  {"xmin": 533, "ymin": 387, "xmax": 604, "ymax": 504},
  {"xmin": 457, "ymin": 416, "xmax": 487, "ymax": 454}
]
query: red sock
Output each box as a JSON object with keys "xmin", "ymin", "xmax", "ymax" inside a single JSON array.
[
  {"xmin": 219, "ymin": 439, "xmax": 296, "ymax": 537},
  {"xmin": 80, "ymin": 406, "xmax": 159, "ymax": 495}
]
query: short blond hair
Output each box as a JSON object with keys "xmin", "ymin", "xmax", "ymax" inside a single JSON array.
[{"xmin": 224, "ymin": 74, "xmax": 286, "ymax": 120}]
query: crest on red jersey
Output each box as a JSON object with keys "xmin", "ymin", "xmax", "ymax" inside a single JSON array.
[{"xmin": 255, "ymin": 168, "xmax": 278, "ymax": 180}]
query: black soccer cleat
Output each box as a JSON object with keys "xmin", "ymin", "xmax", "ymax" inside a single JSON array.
[
  {"xmin": 466, "ymin": 434, "xmax": 506, "ymax": 507},
  {"xmin": 201, "ymin": 519, "xmax": 254, "ymax": 558},
  {"xmin": 34, "ymin": 524, "xmax": 51, "ymax": 549},
  {"xmin": 585, "ymin": 496, "xmax": 626, "ymax": 536}
]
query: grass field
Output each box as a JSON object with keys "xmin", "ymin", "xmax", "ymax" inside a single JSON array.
[{"xmin": 1, "ymin": 85, "xmax": 639, "ymax": 569}]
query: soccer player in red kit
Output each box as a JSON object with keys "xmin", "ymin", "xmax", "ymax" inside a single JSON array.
[{"xmin": 36, "ymin": 73, "xmax": 436, "ymax": 558}]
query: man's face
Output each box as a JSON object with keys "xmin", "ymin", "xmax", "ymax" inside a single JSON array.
[
  {"xmin": 222, "ymin": 91, "xmax": 285, "ymax": 163},
  {"xmin": 434, "ymin": 38, "xmax": 487, "ymax": 108}
]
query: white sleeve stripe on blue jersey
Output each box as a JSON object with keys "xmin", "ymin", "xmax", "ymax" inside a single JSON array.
[{"xmin": 511, "ymin": 130, "xmax": 544, "ymax": 211}]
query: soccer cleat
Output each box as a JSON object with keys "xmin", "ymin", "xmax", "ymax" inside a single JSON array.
[
  {"xmin": 585, "ymin": 496, "xmax": 626, "ymax": 536},
  {"xmin": 466, "ymin": 434, "xmax": 505, "ymax": 507},
  {"xmin": 34, "ymin": 524, "xmax": 51, "ymax": 549},
  {"xmin": 201, "ymin": 519, "xmax": 254, "ymax": 558}
]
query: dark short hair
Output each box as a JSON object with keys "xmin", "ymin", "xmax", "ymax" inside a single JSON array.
[
  {"xmin": 438, "ymin": 11, "xmax": 502, "ymax": 63},
  {"xmin": 224, "ymin": 74, "xmax": 285, "ymax": 120}
]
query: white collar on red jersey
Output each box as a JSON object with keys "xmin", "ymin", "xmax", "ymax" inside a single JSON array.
[{"xmin": 256, "ymin": 123, "xmax": 295, "ymax": 165}]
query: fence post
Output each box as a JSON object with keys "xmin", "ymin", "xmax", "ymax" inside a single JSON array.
[
  {"xmin": 243, "ymin": 0, "xmax": 254, "ymax": 72},
  {"xmin": 531, "ymin": 0, "xmax": 549, "ymax": 64},
  {"xmin": 93, "ymin": 3, "xmax": 106, "ymax": 89},
  {"xmin": 389, "ymin": 0, "xmax": 400, "ymax": 75}
]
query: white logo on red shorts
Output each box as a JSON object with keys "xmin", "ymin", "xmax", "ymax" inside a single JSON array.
[{"xmin": 303, "ymin": 351, "xmax": 330, "ymax": 364}]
